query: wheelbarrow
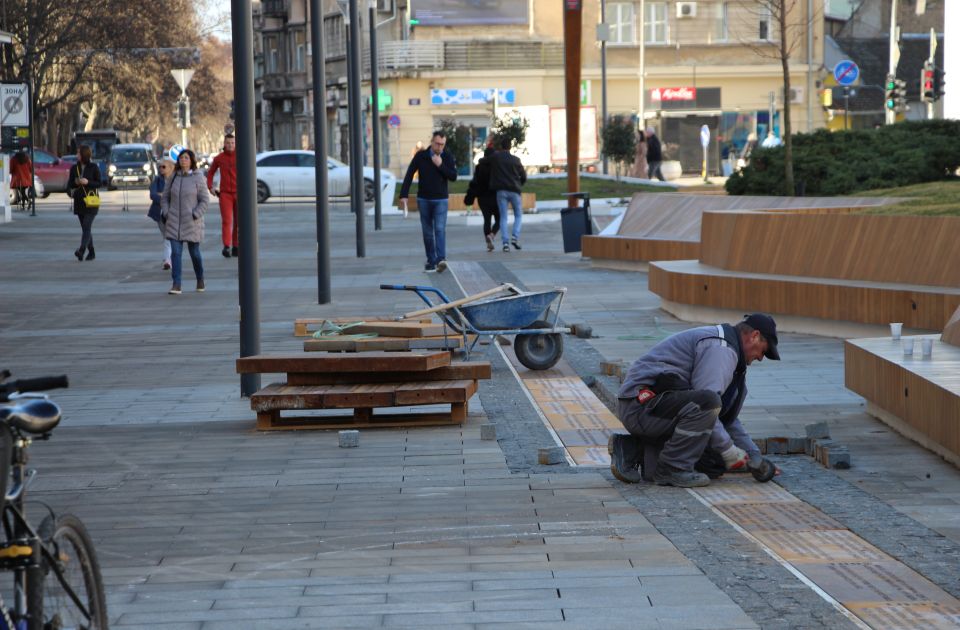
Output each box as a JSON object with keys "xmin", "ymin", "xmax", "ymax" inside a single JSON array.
[{"xmin": 380, "ymin": 283, "xmax": 569, "ymax": 370}]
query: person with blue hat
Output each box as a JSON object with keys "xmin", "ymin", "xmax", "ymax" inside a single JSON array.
[{"xmin": 609, "ymin": 313, "xmax": 780, "ymax": 487}]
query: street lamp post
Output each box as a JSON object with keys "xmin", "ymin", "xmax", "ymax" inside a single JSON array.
[{"xmin": 309, "ymin": 0, "xmax": 331, "ymax": 304}]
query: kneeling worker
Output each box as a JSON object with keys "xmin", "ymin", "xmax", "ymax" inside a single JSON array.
[{"xmin": 609, "ymin": 314, "xmax": 780, "ymax": 487}]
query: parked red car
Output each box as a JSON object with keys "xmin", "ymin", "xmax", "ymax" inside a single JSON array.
[{"xmin": 31, "ymin": 148, "xmax": 73, "ymax": 196}]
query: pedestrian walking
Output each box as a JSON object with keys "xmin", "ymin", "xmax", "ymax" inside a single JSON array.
[
  {"xmin": 464, "ymin": 146, "xmax": 500, "ymax": 252},
  {"xmin": 609, "ymin": 314, "xmax": 780, "ymax": 487},
  {"xmin": 206, "ymin": 134, "xmax": 238, "ymax": 258},
  {"xmin": 489, "ymin": 137, "xmax": 527, "ymax": 252},
  {"xmin": 66, "ymin": 145, "xmax": 102, "ymax": 261},
  {"xmin": 10, "ymin": 151, "xmax": 33, "ymax": 210},
  {"xmin": 148, "ymin": 158, "xmax": 175, "ymax": 270},
  {"xmin": 629, "ymin": 129, "xmax": 648, "ymax": 179},
  {"xmin": 399, "ymin": 131, "xmax": 458, "ymax": 272},
  {"xmin": 161, "ymin": 149, "xmax": 209, "ymax": 295},
  {"xmin": 645, "ymin": 128, "xmax": 665, "ymax": 181}
]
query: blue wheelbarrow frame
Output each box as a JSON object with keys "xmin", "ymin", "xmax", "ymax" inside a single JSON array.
[{"xmin": 379, "ymin": 283, "xmax": 569, "ymax": 369}]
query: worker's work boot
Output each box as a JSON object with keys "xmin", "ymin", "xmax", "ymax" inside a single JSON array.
[
  {"xmin": 653, "ymin": 462, "xmax": 710, "ymax": 488},
  {"xmin": 608, "ymin": 434, "xmax": 642, "ymax": 483}
]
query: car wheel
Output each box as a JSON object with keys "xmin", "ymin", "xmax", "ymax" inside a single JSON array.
[
  {"xmin": 364, "ymin": 178, "xmax": 375, "ymax": 202},
  {"xmin": 256, "ymin": 180, "xmax": 270, "ymax": 204}
]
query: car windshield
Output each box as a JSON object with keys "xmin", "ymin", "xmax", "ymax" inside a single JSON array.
[{"xmin": 111, "ymin": 148, "xmax": 150, "ymax": 162}]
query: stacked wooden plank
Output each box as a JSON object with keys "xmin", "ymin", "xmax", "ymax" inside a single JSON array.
[
  {"xmin": 236, "ymin": 351, "xmax": 491, "ymax": 431},
  {"xmin": 294, "ymin": 317, "xmax": 471, "ymax": 353}
]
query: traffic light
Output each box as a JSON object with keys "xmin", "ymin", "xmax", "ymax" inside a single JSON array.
[
  {"xmin": 884, "ymin": 74, "xmax": 897, "ymax": 111},
  {"xmin": 177, "ymin": 98, "xmax": 191, "ymax": 129},
  {"xmin": 895, "ymin": 79, "xmax": 908, "ymax": 112},
  {"xmin": 934, "ymin": 67, "xmax": 945, "ymax": 100},
  {"xmin": 921, "ymin": 61, "xmax": 935, "ymax": 103},
  {"xmin": 173, "ymin": 102, "xmax": 182, "ymax": 126}
]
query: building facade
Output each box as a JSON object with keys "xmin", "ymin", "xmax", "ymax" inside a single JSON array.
[{"xmin": 254, "ymin": 0, "xmax": 831, "ymax": 176}]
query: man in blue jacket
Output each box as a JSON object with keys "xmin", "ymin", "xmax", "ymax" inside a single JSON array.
[
  {"xmin": 609, "ymin": 313, "xmax": 780, "ymax": 487},
  {"xmin": 399, "ymin": 131, "xmax": 458, "ymax": 271}
]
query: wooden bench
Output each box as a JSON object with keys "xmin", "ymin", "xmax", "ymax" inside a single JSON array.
[
  {"xmin": 236, "ymin": 351, "xmax": 491, "ymax": 431},
  {"xmin": 649, "ymin": 212, "xmax": 960, "ymax": 331},
  {"xmin": 845, "ymin": 334, "xmax": 960, "ymax": 467}
]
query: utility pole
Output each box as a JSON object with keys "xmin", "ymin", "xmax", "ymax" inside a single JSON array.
[
  {"xmin": 886, "ymin": 0, "xmax": 900, "ymax": 125},
  {"xmin": 309, "ymin": 0, "xmax": 331, "ymax": 304},
  {"xmin": 599, "ymin": 0, "xmax": 608, "ymax": 175},
  {"xmin": 346, "ymin": 0, "xmax": 365, "ymax": 256},
  {"xmin": 563, "ymin": 0, "xmax": 582, "ymax": 205},
  {"xmin": 637, "ymin": 0, "xmax": 645, "ymax": 132},
  {"xmin": 369, "ymin": 0, "xmax": 383, "ymax": 230}
]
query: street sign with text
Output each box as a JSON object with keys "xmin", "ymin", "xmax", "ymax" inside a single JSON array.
[{"xmin": 0, "ymin": 83, "xmax": 30, "ymax": 127}]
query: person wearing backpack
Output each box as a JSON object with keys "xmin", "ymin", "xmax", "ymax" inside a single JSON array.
[{"xmin": 66, "ymin": 144, "xmax": 102, "ymax": 261}]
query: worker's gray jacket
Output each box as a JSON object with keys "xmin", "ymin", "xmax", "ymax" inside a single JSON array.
[
  {"xmin": 161, "ymin": 170, "xmax": 209, "ymax": 243},
  {"xmin": 618, "ymin": 325, "xmax": 759, "ymax": 456}
]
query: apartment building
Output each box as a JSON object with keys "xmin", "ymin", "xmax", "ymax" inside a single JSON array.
[{"xmin": 254, "ymin": 0, "xmax": 829, "ymax": 175}]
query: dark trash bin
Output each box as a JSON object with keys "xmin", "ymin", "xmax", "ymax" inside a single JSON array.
[{"xmin": 560, "ymin": 192, "xmax": 593, "ymax": 253}]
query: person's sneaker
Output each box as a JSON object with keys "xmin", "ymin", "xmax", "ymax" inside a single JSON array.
[
  {"xmin": 231, "ymin": 246, "xmax": 239, "ymax": 257},
  {"xmin": 424, "ymin": 263, "xmax": 436, "ymax": 272},
  {"xmin": 436, "ymin": 260, "xmax": 447, "ymax": 273},
  {"xmin": 502, "ymin": 244, "xmax": 510, "ymax": 252},
  {"xmin": 653, "ymin": 462, "xmax": 710, "ymax": 488},
  {"xmin": 511, "ymin": 238, "xmax": 522, "ymax": 250},
  {"xmin": 221, "ymin": 246, "xmax": 231, "ymax": 258},
  {"xmin": 196, "ymin": 279, "xmax": 206, "ymax": 292},
  {"xmin": 162, "ymin": 260, "xmax": 171, "ymax": 270},
  {"xmin": 607, "ymin": 434, "xmax": 642, "ymax": 484},
  {"xmin": 485, "ymin": 234, "xmax": 494, "ymax": 252},
  {"xmin": 168, "ymin": 284, "xmax": 182, "ymax": 295}
]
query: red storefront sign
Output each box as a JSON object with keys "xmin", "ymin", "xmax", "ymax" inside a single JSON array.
[{"xmin": 650, "ymin": 87, "xmax": 697, "ymax": 101}]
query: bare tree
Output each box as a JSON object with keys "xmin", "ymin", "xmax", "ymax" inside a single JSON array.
[{"xmin": 737, "ymin": 0, "xmax": 820, "ymax": 195}]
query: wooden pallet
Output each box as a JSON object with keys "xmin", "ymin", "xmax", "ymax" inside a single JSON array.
[
  {"xmin": 303, "ymin": 335, "xmax": 463, "ymax": 352},
  {"xmin": 293, "ymin": 317, "xmax": 435, "ymax": 337},
  {"xmin": 236, "ymin": 351, "xmax": 451, "ymax": 375},
  {"xmin": 285, "ymin": 361, "xmax": 491, "ymax": 385},
  {"xmin": 251, "ymin": 380, "xmax": 477, "ymax": 430}
]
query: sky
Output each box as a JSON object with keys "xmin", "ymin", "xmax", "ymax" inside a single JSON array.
[{"xmin": 202, "ymin": 0, "xmax": 233, "ymax": 41}]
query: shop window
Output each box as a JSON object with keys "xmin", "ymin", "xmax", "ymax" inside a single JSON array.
[
  {"xmin": 645, "ymin": 2, "xmax": 668, "ymax": 44},
  {"xmin": 608, "ymin": 3, "xmax": 635, "ymax": 45}
]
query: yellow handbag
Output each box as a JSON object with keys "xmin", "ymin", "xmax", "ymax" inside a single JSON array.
[{"xmin": 76, "ymin": 165, "xmax": 100, "ymax": 209}]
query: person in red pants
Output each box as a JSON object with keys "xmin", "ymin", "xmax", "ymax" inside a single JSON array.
[{"xmin": 206, "ymin": 134, "xmax": 238, "ymax": 257}]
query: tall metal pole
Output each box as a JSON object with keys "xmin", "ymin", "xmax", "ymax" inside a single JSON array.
[
  {"xmin": 886, "ymin": 0, "xmax": 900, "ymax": 125},
  {"xmin": 806, "ymin": 0, "xmax": 813, "ymax": 132},
  {"xmin": 348, "ymin": 0, "xmax": 365, "ymax": 256},
  {"xmin": 369, "ymin": 1, "xmax": 383, "ymax": 230},
  {"xmin": 637, "ymin": 0, "xmax": 645, "ymax": 130},
  {"xmin": 310, "ymin": 0, "xmax": 331, "ymax": 304},
  {"xmin": 230, "ymin": 0, "xmax": 261, "ymax": 396},
  {"xmin": 563, "ymin": 0, "xmax": 582, "ymax": 206},
  {"xmin": 600, "ymin": 0, "xmax": 608, "ymax": 175}
]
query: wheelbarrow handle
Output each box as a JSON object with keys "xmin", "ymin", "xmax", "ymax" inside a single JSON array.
[
  {"xmin": 379, "ymin": 284, "xmax": 424, "ymax": 291},
  {"xmin": 400, "ymin": 284, "xmax": 517, "ymax": 319}
]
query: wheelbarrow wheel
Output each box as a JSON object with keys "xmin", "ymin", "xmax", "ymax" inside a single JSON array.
[{"xmin": 514, "ymin": 320, "xmax": 563, "ymax": 371}]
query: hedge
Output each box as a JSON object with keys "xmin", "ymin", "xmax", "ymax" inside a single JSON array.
[{"xmin": 725, "ymin": 120, "xmax": 960, "ymax": 196}]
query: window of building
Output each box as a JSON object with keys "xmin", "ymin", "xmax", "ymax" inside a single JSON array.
[
  {"xmin": 292, "ymin": 29, "xmax": 306, "ymax": 71},
  {"xmin": 758, "ymin": 6, "xmax": 772, "ymax": 41},
  {"xmin": 607, "ymin": 3, "xmax": 634, "ymax": 45},
  {"xmin": 645, "ymin": 2, "xmax": 668, "ymax": 44},
  {"xmin": 713, "ymin": 2, "xmax": 728, "ymax": 42},
  {"xmin": 265, "ymin": 35, "xmax": 280, "ymax": 73},
  {"xmin": 324, "ymin": 14, "xmax": 346, "ymax": 58}
]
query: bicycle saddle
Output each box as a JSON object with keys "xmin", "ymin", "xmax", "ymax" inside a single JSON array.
[{"xmin": 0, "ymin": 399, "xmax": 61, "ymax": 434}]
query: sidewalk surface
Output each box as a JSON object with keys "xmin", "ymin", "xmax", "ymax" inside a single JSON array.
[{"xmin": 1, "ymin": 191, "xmax": 959, "ymax": 629}]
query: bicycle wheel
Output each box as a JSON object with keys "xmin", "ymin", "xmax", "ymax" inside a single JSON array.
[{"xmin": 30, "ymin": 514, "xmax": 108, "ymax": 630}]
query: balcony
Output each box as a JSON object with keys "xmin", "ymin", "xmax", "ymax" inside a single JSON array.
[
  {"xmin": 361, "ymin": 40, "xmax": 564, "ymax": 75},
  {"xmin": 262, "ymin": 72, "xmax": 308, "ymax": 99},
  {"xmin": 261, "ymin": 0, "xmax": 287, "ymax": 18},
  {"xmin": 363, "ymin": 41, "xmax": 444, "ymax": 73}
]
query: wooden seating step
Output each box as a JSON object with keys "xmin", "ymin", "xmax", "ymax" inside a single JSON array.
[
  {"xmin": 250, "ymin": 380, "xmax": 478, "ymax": 431},
  {"xmin": 236, "ymin": 351, "xmax": 450, "ymax": 375},
  {"xmin": 294, "ymin": 317, "xmax": 435, "ymax": 337},
  {"xmin": 286, "ymin": 361, "xmax": 491, "ymax": 385}
]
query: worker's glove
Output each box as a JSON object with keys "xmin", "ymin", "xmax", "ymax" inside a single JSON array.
[{"xmin": 720, "ymin": 445, "xmax": 749, "ymax": 471}]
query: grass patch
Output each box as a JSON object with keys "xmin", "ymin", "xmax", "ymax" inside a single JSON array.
[
  {"xmin": 855, "ymin": 179, "xmax": 960, "ymax": 216},
  {"xmin": 396, "ymin": 176, "xmax": 671, "ymax": 204}
]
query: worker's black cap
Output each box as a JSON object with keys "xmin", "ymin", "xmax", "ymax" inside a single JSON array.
[{"xmin": 743, "ymin": 313, "xmax": 780, "ymax": 360}]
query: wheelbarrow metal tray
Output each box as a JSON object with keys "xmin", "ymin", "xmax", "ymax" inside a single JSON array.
[{"xmin": 458, "ymin": 290, "xmax": 563, "ymax": 331}]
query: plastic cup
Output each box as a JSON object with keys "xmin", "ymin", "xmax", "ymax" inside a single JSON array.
[
  {"xmin": 921, "ymin": 338, "xmax": 934, "ymax": 357},
  {"xmin": 890, "ymin": 322, "xmax": 903, "ymax": 340},
  {"xmin": 902, "ymin": 338, "xmax": 915, "ymax": 356}
]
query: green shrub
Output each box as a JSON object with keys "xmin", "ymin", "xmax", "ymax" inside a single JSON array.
[{"xmin": 726, "ymin": 120, "xmax": 960, "ymax": 196}]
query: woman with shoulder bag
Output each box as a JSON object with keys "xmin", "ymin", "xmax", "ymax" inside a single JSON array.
[
  {"xmin": 66, "ymin": 144, "xmax": 102, "ymax": 261},
  {"xmin": 160, "ymin": 149, "xmax": 209, "ymax": 295}
]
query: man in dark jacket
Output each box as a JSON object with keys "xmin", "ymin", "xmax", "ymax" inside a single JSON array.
[
  {"xmin": 399, "ymin": 131, "xmax": 458, "ymax": 271},
  {"xmin": 464, "ymin": 147, "xmax": 500, "ymax": 252},
  {"xmin": 489, "ymin": 137, "xmax": 527, "ymax": 252},
  {"xmin": 645, "ymin": 127, "xmax": 665, "ymax": 181},
  {"xmin": 609, "ymin": 314, "xmax": 780, "ymax": 487}
]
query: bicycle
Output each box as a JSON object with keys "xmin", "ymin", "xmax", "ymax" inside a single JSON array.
[
  {"xmin": 0, "ymin": 371, "xmax": 108, "ymax": 630},
  {"xmin": 12, "ymin": 188, "xmax": 35, "ymax": 215}
]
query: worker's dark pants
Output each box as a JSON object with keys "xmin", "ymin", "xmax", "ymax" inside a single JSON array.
[{"xmin": 617, "ymin": 389, "xmax": 721, "ymax": 471}]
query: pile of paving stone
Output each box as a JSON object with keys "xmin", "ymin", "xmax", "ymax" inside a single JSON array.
[{"xmin": 754, "ymin": 421, "xmax": 850, "ymax": 469}]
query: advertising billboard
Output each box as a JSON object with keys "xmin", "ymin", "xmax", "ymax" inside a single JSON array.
[{"xmin": 412, "ymin": 0, "xmax": 529, "ymax": 26}]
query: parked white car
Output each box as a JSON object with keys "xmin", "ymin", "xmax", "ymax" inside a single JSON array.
[{"xmin": 255, "ymin": 150, "xmax": 395, "ymax": 204}]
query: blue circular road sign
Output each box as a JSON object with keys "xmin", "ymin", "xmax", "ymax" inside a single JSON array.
[{"xmin": 834, "ymin": 60, "xmax": 860, "ymax": 86}]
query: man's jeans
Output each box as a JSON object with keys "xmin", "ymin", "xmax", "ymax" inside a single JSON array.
[
  {"xmin": 417, "ymin": 197, "xmax": 448, "ymax": 266},
  {"xmin": 169, "ymin": 239, "xmax": 204, "ymax": 286},
  {"xmin": 496, "ymin": 190, "xmax": 522, "ymax": 244}
]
